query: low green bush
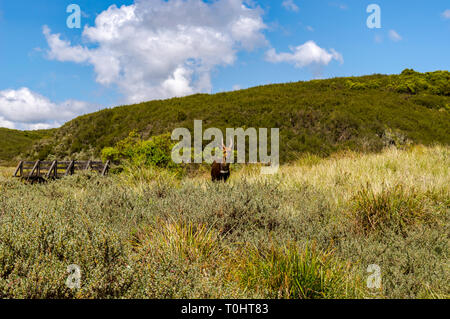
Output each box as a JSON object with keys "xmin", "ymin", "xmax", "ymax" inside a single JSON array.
[{"xmin": 101, "ymin": 131, "xmax": 180, "ymax": 172}]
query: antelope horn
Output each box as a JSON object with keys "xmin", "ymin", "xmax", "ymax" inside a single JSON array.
[{"xmin": 228, "ymin": 137, "xmax": 233, "ymax": 149}]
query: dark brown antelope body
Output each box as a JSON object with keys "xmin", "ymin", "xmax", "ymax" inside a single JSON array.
[
  {"xmin": 211, "ymin": 139, "xmax": 233, "ymax": 182},
  {"xmin": 211, "ymin": 161, "xmax": 230, "ymax": 182}
]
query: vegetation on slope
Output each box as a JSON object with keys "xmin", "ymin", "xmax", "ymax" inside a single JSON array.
[
  {"xmin": 23, "ymin": 69, "xmax": 450, "ymax": 163},
  {"xmin": 0, "ymin": 128, "xmax": 54, "ymax": 165},
  {"xmin": 0, "ymin": 145, "xmax": 448, "ymax": 298}
]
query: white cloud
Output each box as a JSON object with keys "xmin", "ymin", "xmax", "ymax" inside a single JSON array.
[
  {"xmin": 306, "ymin": 26, "xmax": 314, "ymax": 32},
  {"xmin": 330, "ymin": 2, "xmax": 348, "ymax": 10},
  {"xmin": 282, "ymin": 0, "xmax": 299, "ymax": 12},
  {"xmin": 43, "ymin": 0, "xmax": 267, "ymax": 103},
  {"xmin": 0, "ymin": 117, "xmax": 15, "ymax": 129},
  {"xmin": 442, "ymin": 9, "xmax": 450, "ymax": 19},
  {"xmin": 374, "ymin": 34, "xmax": 383, "ymax": 43},
  {"xmin": 232, "ymin": 84, "xmax": 242, "ymax": 91},
  {"xmin": 388, "ymin": 30, "xmax": 402, "ymax": 42},
  {"xmin": 0, "ymin": 88, "xmax": 92, "ymax": 130},
  {"xmin": 265, "ymin": 41, "xmax": 343, "ymax": 68}
]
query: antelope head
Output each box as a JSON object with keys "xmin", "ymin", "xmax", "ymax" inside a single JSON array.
[{"xmin": 221, "ymin": 138, "xmax": 233, "ymax": 163}]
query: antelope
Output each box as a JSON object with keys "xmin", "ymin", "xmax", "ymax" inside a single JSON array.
[{"xmin": 211, "ymin": 138, "xmax": 233, "ymax": 182}]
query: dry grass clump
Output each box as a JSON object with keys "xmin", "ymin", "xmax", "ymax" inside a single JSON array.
[
  {"xmin": 352, "ymin": 184, "xmax": 435, "ymax": 235},
  {"xmin": 131, "ymin": 219, "xmax": 222, "ymax": 264},
  {"xmin": 236, "ymin": 243, "xmax": 363, "ymax": 299}
]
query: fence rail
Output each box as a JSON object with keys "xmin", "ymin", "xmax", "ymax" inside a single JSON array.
[{"xmin": 13, "ymin": 160, "xmax": 110, "ymax": 181}]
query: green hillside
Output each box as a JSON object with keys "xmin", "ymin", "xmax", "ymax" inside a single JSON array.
[
  {"xmin": 14, "ymin": 69, "xmax": 450, "ymax": 163},
  {"xmin": 0, "ymin": 128, "xmax": 54, "ymax": 165}
]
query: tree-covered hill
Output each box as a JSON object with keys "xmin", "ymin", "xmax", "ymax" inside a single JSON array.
[{"xmin": 8, "ymin": 69, "xmax": 450, "ymax": 164}]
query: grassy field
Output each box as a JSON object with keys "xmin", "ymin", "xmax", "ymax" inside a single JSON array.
[{"xmin": 0, "ymin": 145, "xmax": 448, "ymax": 299}]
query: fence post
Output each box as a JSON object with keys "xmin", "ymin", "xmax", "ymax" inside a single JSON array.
[
  {"xmin": 13, "ymin": 161, "xmax": 23, "ymax": 177},
  {"xmin": 28, "ymin": 160, "xmax": 40, "ymax": 181},
  {"xmin": 46, "ymin": 161, "xmax": 57, "ymax": 179},
  {"xmin": 101, "ymin": 160, "xmax": 110, "ymax": 176},
  {"xmin": 65, "ymin": 160, "xmax": 75, "ymax": 176}
]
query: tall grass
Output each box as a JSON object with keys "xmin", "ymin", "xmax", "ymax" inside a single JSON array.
[
  {"xmin": 237, "ymin": 243, "xmax": 363, "ymax": 299},
  {"xmin": 352, "ymin": 184, "xmax": 434, "ymax": 235}
]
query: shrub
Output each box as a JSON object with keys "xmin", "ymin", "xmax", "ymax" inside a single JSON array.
[
  {"xmin": 352, "ymin": 184, "xmax": 434, "ymax": 235},
  {"xmin": 382, "ymin": 127, "xmax": 411, "ymax": 148},
  {"xmin": 236, "ymin": 243, "xmax": 363, "ymax": 299},
  {"xmin": 131, "ymin": 220, "xmax": 222, "ymax": 265},
  {"xmin": 101, "ymin": 147, "xmax": 121, "ymax": 164},
  {"xmin": 101, "ymin": 131, "xmax": 179, "ymax": 171},
  {"xmin": 410, "ymin": 95, "xmax": 447, "ymax": 110}
]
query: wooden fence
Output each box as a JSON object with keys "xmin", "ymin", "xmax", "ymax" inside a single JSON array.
[{"xmin": 13, "ymin": 160, "xmax": 110, "ymax": 181}]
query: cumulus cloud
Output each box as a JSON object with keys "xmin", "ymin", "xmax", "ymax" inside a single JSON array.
[
  {"xmin": 388, "ymin": 30, "xmax": 402, "ymax": 42},
  {"xmin": 0, "ymin": 117, "xmax": 15, "ymax": 129},
  {"xmin": 330, "ymin": 2, "xmax": 348, "ymax": 10},
  {"xmin": 282, "ymin": 0, "xmax": 299, "ymax": 12},
  {"xmin": 265, "ymin": 41, "xmax": 343, "ymax": 68},
  {"xmin": 442, "ymin": 9, "xmax": 450, "ymax": 19},
  {"xmin": 0, "ymin": 88, "xmax": 92, "ymax": 130},
  {"xmin": 43, "ymin": 0, "xmax": 267, "ymax": 103}
]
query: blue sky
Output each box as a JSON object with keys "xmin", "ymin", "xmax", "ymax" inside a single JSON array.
[{"xmin": 0, "ymin": 0, "xmax": 449, "ymax": 129}]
